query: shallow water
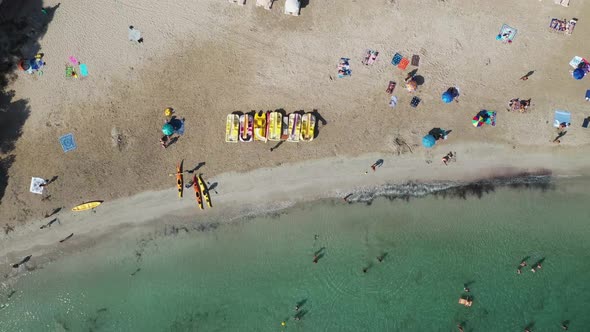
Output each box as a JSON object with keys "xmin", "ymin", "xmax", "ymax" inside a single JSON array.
[{"xmin": 1, "ymin": 178, "xmax": 590, "ymax": 331}]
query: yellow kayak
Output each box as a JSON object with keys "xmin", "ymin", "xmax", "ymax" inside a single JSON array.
[
  {"xmin": 72, "ymin": 201, "xmax": 103, "ymax": 212},
  {"xmin": 254, "ymin": 111, "xmax": 267, "ymax": 142},
  {"xmin": 197, "ymin": 175, "xmax": 212, "ymax": 208}
]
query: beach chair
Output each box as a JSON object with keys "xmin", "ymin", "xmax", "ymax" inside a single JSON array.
[
  {"xmin": 229, "ymin": 0, "xmax": 246, "ymax": 5},
  {"xmin": 255, "ymin": 0, "xmax": 273, "ymax": 9},
  {"xmin": 386, "ymin": 81, "xmax": 396, "ymax": 94},
  {"xmin": 225, "ymin": 114, "xmax": 240, "ymax": 143}
]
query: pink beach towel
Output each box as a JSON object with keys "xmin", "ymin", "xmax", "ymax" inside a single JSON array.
[{"xmin": 69, "ymin": 56, "xmax": 78, "ymax": 65}]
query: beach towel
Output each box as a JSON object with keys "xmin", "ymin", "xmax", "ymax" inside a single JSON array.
[
  {"xmin": 569, "ymin": 56, "xmax": 586, "ymax": 69},
  {"xmin": 65, "ymin": 64, "xmax": 73, "ymax": 78},
  {"xmin": 391, "ymin": 53, "xmax": 402, "ymax": 66},
  {"xmin": 59, "ymin": 133, "xmax": 77, "ymax": 152},
  {"xmin": 497, "ymin": 24, "xmax": 517, "ymax": 43},
  {"xmin": 337, "ymin": 58, "xmax": 351, "ymax": 78},
  {"xmin": 554, "ymin": 0, "xmax": 569, "ymax": 7},
  {"xmin": 566, "ymin": 19, "xmax": 577, "ymax": 35},
  {"xmin": 30, "ymin": 177, "xmax": 45, "ymax": 195},
  {"xmin": 410, "ymin": 96, "xmax": 421, "ymax": 108},
  {"xmin": 411, "ymin": 55, "xmax": 420, "ymax": 67},
  {"xmin": 389, "ymin": 96, "xmax": 398, "ymax": 108},
  {"xmin": 485, "ymin": 111, "xmax": 496, "ymax": 126},
  {"xmin": 554, "ymin": 110, "xmax": 571, "ymax": 127},
  {"xmin": 367, "ymin": 51, "xmax": 378, "ymax": 65},
  {"xmin": 583, "ymin": 117, "xmax": 590, "ymax": 128},
  {"xmin": 398, "ymin": 58, "xmax": 409, "ymax": 70},
  {"xmin": 585, "ymin": 89, "xmax": 590, "ymax": 100},
  {"xmin": 68, "ymin": 56, "xmax": 78, "ymax": 65},
  {"xmin": 79, "ymin": 64, "xmax": 88, "ymax": 77}
]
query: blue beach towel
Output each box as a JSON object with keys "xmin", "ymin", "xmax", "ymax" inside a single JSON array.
[
  {"xmin": 391, "ymin": 53, "xmax": 402, "ymax": 66},
  {"xmin": 59, "ymin": 133, "xmax": 77, "ymax": 152},
  {"xmin": 585, "ymin": 89, "xmax": 590, "ymax": 100},
  {"xmin": 497, "ymin": 24, "xmax": 517, "ymax": 42},
  {"xmin": 79, "ymin": 64, "xmax": 88, "ymax": 77},
  {"xmin": 554, "ymin": 110, "xmax": 571, "ymax": 127}
]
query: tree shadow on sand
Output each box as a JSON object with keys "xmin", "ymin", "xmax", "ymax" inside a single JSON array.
[{"xmin": 0, "ymin": 0, "xmax": 59, "ymax": 204}]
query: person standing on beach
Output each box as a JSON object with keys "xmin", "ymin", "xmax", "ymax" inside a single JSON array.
[{"xmin": 370, "ymin": 159, "xmax": 384, "ymax": 171}]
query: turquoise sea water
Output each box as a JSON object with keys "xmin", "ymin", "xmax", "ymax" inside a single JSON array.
[{"xmin": 1, "ymin": 178, "xmax": 590, "ymax": 331}]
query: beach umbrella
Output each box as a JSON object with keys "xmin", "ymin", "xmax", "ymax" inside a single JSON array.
[
  {"xmin": 472, "ymin": 115, "xmax": 484, "ymax": 127},
  {"xmin": 422, "ymin": 135, "xmax": 436, "ymax": 148},
  {"xmin": 162, "ymin": 123, "xmax": 174, "ymax": 136},
  {"xmin": 573, "ymin": 68, "xmax": 585, "ymax": 80},
  {"xmin": 441, "ymin": 91, "xmax": 453, "ymax": 103},
  {"xmin": 406, "ymin": 80, "xmax": 417, "ymax": 92}
]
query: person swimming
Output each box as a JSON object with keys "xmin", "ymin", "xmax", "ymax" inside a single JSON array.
[
  {"xmin": 520, "ymin": 260, "xmax": 527, "ymax": 267},
  {"xmin": 517, "ymin": 267, "xmax": 522, "ymax": 275},
  {"xmin": 463, "ymin": 284, "xmax": 470, "ymax": 292},
  {"xmin": 313, "ymin": 255, "xmax": 319, "ymax": 264}
]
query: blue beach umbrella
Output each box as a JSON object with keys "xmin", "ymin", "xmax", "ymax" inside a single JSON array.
[
  {"xmin": 162, "ymin": 123, "xmax": 174, "ymax": 136},
  {"xmin": 422, "ymin": 135, "xmax": 436, "ymax": 148},
  {"xmin": 442, "ymin": 91, "xmax": 453, "ymax": 103},
  {"xmin": 573, "ymin": 68, "xmax": 585, "ymax": 80}
]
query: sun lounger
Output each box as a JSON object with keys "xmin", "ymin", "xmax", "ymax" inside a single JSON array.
[
  {"xmin": 268, "ymin": 111, "xmax": 282, "ymax": 141},
  {"xmin": 300, "ymin": 113, "xmax": 316, "ymax": 142},
  {"xmin": 386, "ymin": 81, "xmax": 396, "ymax": 94},
  {"xmin": 554, "ymin": 110, "xmax": 571, "ymax": 127},
  {"xmin": 255, "ymin": 0, "xmax": 273, "ymax": 10},
  {"xmin": 497, "ymin": 24, "xmax": 517, "ymax": 43},
  {"xmin": 287, "ymin": 113, "xmax": 302, "ymax": 142},
  {"xmin": 281, "ymin": 115, "xmax": 290, "ymax": 140},
  {"xmin": 239, "ymin": 114, "xmax": 253, "ymax": 142},
  {"xmin": 254, "ymin": 111, "xmax": 268, "ymax": 142},
  {"xmin": 229, "ymin": 0, "xmax": 246, "ymax": 5},
  {"xmin": 411, "ymin": 55, "xmax": 420, "ymax": 67},
  {"xmin": 391, "ymin": 53, "xmax": 402, "ymax": 66},
  {"xmin": 225, "ymin": 114, "xmax": 240, "ymax": 143}
]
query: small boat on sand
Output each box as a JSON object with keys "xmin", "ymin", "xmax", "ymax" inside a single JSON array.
[
  {"xmin": 300, "ymin": 113, "xmax": 316, "ymax": 142},
  {"xmin": 225, "ymin": 114, "xmax": 240, "ymax": 143},
  {"xmin": 239, "ymin": 113, "xmax": 253, "ymax": 142},
  {"xmin": 268, "ymin": 111, "xmax": 282, "ymax": 141},
  {"xmin": 254, "ymin": 111, "xmax": 267, "ymax": 142},
  {"xmin": 287, "ymin": 113, "xmax": 302, "ymax": 142}
]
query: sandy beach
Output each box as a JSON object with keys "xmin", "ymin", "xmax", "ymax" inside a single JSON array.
[{"xmin": 1, "ymin": 0, "xmax": 590, "ymax": 268}]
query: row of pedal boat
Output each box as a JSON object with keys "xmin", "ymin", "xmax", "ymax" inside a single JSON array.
[{"xmin": 226, "ymin": 111, "xmax": 316, "ymax": 143}]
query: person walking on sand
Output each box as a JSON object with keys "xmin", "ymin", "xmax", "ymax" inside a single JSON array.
[{"xmin": 371, "ymin": 159, "xmax": 384, "ymax": 171}]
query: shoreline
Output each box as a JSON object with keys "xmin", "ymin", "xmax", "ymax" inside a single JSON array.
[{"xmin": 2, "ymin": 143, "xmax": 590, "ymax": 285}]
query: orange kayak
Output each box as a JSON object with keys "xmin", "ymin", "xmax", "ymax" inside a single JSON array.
[{"xmin": 193, "ymin": 175, "xmax": 204, "ymax": 210}]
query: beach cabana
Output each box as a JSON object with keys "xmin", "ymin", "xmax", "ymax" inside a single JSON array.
[{"xmin": 284, "ymin": 0, "xmax": 300, "ymax": 16}]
